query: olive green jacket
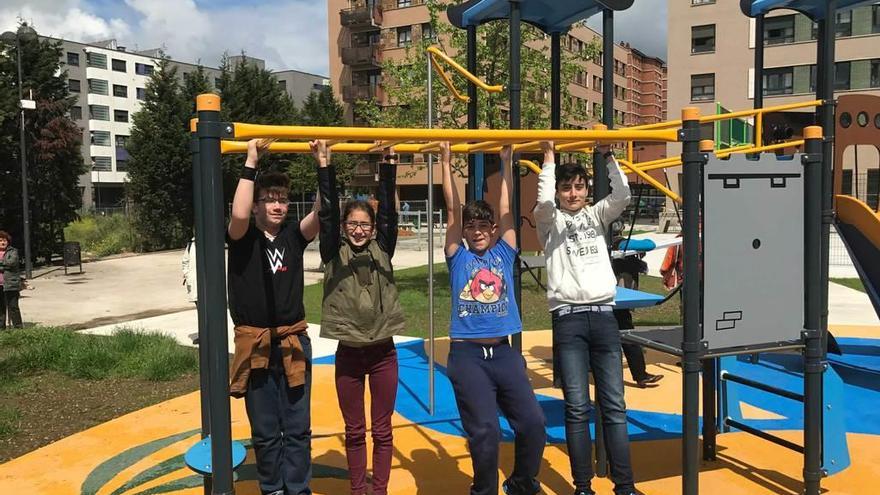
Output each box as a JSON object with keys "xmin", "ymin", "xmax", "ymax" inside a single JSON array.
[
  {"xmin": 320, "ymin": 241, "xmax": 406, "ymax": 343},
  {"xmin": 0, "ymin": 247, "xmax": 22, "ymax": 292}
]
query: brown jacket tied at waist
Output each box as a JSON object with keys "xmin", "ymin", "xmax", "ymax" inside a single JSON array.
[{"xmin": 229, "ymin": 321, "xmax": 309, "ymax": 398}]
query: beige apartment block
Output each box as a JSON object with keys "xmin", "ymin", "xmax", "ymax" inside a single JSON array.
[
  {"xmin": 667, "ymin": 0, "xmax": 880, "ymax": 203},
  {"xmin": 328, "ymin": 0, "xmax": 669, "ymax": 203}
]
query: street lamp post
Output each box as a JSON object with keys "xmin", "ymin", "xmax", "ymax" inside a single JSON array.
[{"xmin": 2, "ymin": 25, "xmax": 37, "ymax": 279}]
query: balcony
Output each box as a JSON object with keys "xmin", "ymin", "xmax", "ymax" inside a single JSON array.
[
  {"xmin": 342, "ymin": 45, "xmax": 382, "ymax": 68},
  {"xmin": 342, "ymin": 84, "xmax": 380, "ymax": 103},
  {"xmin": 340, "ymin": 4, "xmax": 382, "ymax": 32}
]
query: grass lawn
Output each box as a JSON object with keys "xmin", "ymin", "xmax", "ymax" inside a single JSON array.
[
  {"xmin": 0, "ymin": 327, "xmax": 199, "ymax": 462},
  {"xmin": 304, "ymin": 264, "xmax": 681, "ymax": 338},
  {"xmin": 831, "ymin": 277, "xmax": 866, "ymax": 293}
]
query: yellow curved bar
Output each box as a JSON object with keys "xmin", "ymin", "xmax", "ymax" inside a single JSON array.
[
  {"xmin": 518, "ymin": 159, "xmax": 542, "ymax": 175},
  {"xmin": 715, "ymin": 139, "xmax": 804, "ymax": 158},
  {"xmin": 427, "ymin": 46, "xmax": 503, "ymax": 95},
  {"xmin": 231, "ymin": 123, "xmax": 681, "ymax": 143},
  {"xmin": 618, "ymin": 158, "xmax": 681, "ymax": 204},
  {"xmin": 429, "ymin": 55, "xmax": 470, "ymax": 103}
]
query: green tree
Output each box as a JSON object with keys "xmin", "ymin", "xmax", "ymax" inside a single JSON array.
[
  {"xmin": 287, "ymin": 86, "xmax": 356, "ymax": 199},
  {"xmin": 182, "ymin": 64, "xmax": 212, "ymax": 113},
  {"xmin": 0, "ymin": 22, "xmax": 86, "ymax": 262},
  {"xmin": 125, "ymin": 55, "xmax": 193, "ymax": 251}
]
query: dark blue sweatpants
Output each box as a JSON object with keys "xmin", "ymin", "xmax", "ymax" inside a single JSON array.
[{"xmin": 447, "ymin": 339, "xmax": 546, "ymax": 495}]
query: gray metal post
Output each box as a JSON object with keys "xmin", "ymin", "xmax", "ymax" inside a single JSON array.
[
  {"xmin": 15, "ymin": 37, "xmax": 33, "ymax": 279},
  {"xmin": 191, "ymin": 122, "xmax": 212, "ymax": 494},
  {"xmin": 509, "ymin": 0, "xmax": 522, "ymax": 353},
  {"xmin": 680, "ymin": 107, "xmax": 703, "ymax": 495},
  {"xmin": 427, "ymin": 53, "xmax": 435, "ymax": 416},
  {"xmin": 592, "ymin": 8, "xmax": 615, "ymax": 203},
  {"xmin": 803, "ymin": 126, "xmax": 824, "ymax": 495},
  {"xmin": 196, "ymin": 95, "xmax": 234, "ymax": 495},
  {"xmin": 754, "ymin": 15, "xmax": 765, "ymax": 113}
]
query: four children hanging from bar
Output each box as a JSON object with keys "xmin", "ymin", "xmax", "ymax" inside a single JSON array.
[{"xmin": 227, "ymin": 137, "xmax": 636, "ymax": 495}]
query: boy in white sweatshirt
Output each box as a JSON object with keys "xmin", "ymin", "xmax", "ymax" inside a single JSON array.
[{"xmin": 533, "ymin": 142, "xmax": 636, "ymax": 495}]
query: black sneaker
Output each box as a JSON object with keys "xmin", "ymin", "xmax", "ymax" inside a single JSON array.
[
  {"xmin": 502, "ymin": 478, "xmax": 541, "ymax": 495},
  {"xmin": 573, "ymin": 490, "xmax": 596, "ymax": 495}
]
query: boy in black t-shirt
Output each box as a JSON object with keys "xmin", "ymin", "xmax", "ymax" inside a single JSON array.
[{"xmin": 227, "ymin": 139, "xmax": 320, "ymax": 495}]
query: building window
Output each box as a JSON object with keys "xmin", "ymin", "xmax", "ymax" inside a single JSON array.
[
  {"xmin": 114, "ymin": 110, "xmax": 129, "ymax": 123},
  {"xmin": 278, "ymin": 79, "xmax": 287, "ymax": 91},
  {"xmin": 67, "ymin": 52, "xmax": 80, "ymax": 66},
  {"xmin": 135, "ymin": 63, "xmax": 154, "ymax": 76},
  {"xmin": 422, "ymin": 22, "xmax": 435, "ymax": 41},
  {"xmin": 214, "ymin": 78, "xmax": 222, "ymax": 88},
  {"xmin": 112, "ymin": 59, "xmax": 126, "ymax": 72},
  {"xmin": 765, "ymin": 15, "xmax": 795, "ymax": 45},
  {"xmin": 90, "ymin": 130, "xmax": 111, "ymax": 146},
  {"xmin": 763, "ymin": 67, "xmax": 794, "ymax": 95},
  {"xmin": 871, "ymin": 59, "xmax": 880, "ymax": 88},
  {"xmin": 88, "ymin": 78, "xmax": 109, "ymax": 95},
  {"xmin": 691, "ymin": 24, "xmax": 715, "ymax": 53},
  {"xmin": 113, "ymin": 84, "xmax": 128, "ymax": 98},
  {"xmin": 69, "ymin": 78, "xmax": 81, "ymax": 93},
  {"xmin": 397, "ymin": 0, "xmax": 411, "ymax": 7},
  {"xmin": 836, "ymin": 10, "xmax": 852, "ymax": 37},
  {"xmin": 116, "ymin": 159, "xmax": 128, "ymax": 172},
  {"xmin": 873, "ymin": 5, "xmax": 880, "ymax": 34},
  {"xmin": 136, "ymin": 87, "xmax": 146, "ymax": 100},
  {"xmin": 397, "ymin": 26, "xmax": 412, "ymax": 47},
  {"xmin": 70, "ymin": 106, "xmax": 82, "ymax": 120},
  {"xmin": 592, "ymin": 75, "xmax": 602, "ymax": 91},
  {"xmin": 89, "ymin": 105, "xmax": 110, "ymax": 121},
  {"xmin": 835, "ymin": 61, "xmax": 851, "ymax": 90},
  {"xmin": 86, "ymin": 52, "xmax": 107, "ymax": 69},
  {"xmin": 115, "ymin": 135, "xmax": 129, "ymax": 148},
  {"xmin": 92, "ymin": 156, "xmax": 112, "ymax": 171},
  {"xmin": 690, "ymin": 73, "xmax": 715, "ymax": 101}
]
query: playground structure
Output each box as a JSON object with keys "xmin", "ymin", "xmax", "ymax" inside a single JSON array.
[{"xmin": 186, "ymin": 1, "xmax": 880, "ymax": 495}]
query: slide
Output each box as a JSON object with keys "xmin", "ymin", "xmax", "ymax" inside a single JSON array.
[{"xmin": 835, "ymin": 194, "xmax": 880, "ymax": 318}]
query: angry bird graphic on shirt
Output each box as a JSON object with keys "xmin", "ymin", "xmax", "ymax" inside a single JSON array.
[{"xmin": 459, "ymin": 268, "xmax": 504, "ymax": 304}]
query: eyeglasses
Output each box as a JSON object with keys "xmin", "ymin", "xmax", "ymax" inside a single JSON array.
[
  {"xmin": 344, "ymin": 221, "xmax": 374, "ymax": 232},
  {"xmin": 463, "ymin": 221, "xmax": 494, "ymax": 232},
  {"xmin": 257, "ymin": 197, "xmax": 288, "ymax": 205}
]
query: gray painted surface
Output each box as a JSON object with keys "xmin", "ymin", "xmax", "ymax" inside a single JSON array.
[{"xmin": 703, "ymin": 153, "xmax": 804, "ymax": 351}]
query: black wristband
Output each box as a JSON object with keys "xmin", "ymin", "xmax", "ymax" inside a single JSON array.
[
  {"xmin": 241, "ymin": 167, "xmax": 257, "ymax": 181},
  {"xmin": 383, "ymin": 154, "xmax": 399, "ymax": 162},
  {"xmin": 603, "ymin": 150, "xmax": 614, "ymax": 160}
]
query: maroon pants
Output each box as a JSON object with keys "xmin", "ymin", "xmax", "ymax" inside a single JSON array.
[{"xmin": 335, "ymin": 340, "xmax": 399, "ymax": 495}]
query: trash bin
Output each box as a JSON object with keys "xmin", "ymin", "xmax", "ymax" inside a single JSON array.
[{"xmin": 63, "ymin": 241, "xmax": 83, "ymax": 275}]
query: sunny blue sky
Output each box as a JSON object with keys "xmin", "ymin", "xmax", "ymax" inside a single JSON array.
[{"xmin": 1, "ymin": 0, "xmax": 667, "ymax": 76}]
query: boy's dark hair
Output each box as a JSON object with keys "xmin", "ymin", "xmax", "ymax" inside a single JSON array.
[
  {"xmin": 0, "ymin": 230, "xmax": 10, "ymax": 242},
  {"xmin": 555, "ymin": 163, "xmax": 589, "ymax": 190},
  {"xmin": 462, "ymin": 200, "xmax": 494, "ymax": 224},
  {"xmin": 342, "ymin": 199, "xmax": 376, "ymax": 225},
  {"xmin": 254, "ymin": 171, "xmax": 290, "ymax": 202}
]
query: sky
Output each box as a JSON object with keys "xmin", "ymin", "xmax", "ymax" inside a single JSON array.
[{"xmin": 0, "ymin": 0, "xmax": 668, "ymax": 76}]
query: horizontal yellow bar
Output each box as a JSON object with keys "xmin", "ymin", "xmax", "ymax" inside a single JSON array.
[
  {"xmin": 427, "ymin": 46, "xmax": 503, "ymax": 93},
  {"xmin": 715, "ymin": 139, "xmax": 804, "ymax": 158},
  {"xmin": 622, "ymin": 159, "xmax": 682, "ymax": 173},
  {"xmin": 556, "ymin": 140, "xmax": 596, "ymax": 152},
  {"xmin": 618, "ymin": 159, "xmax": 681, "ymax": 204},
  {"xmin": 231, "ymin": 123, "xmax": 682, "ymax": 144},
  {"xmin": 221, "ymin": 141, "xmax": 480, "ymax": 155},
  {"xmin": 627, "ymin": 99, "xmax": 823, "ymax": 131}
]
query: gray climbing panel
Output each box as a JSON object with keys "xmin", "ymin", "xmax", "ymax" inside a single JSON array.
[{"xmin": 702, "ymin": 153, "xmax": 804, "ymax": 352}]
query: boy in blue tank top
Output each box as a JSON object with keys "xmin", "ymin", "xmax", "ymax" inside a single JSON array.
[{"xmin": 440, "ymin": 142, "xmax": 546, "ymax": 495}]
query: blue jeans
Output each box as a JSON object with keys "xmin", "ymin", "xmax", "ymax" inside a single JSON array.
[
  {"xmin": 447, "ymin": 339, "xmax": 546, "ymax": 495},
  {"xmin": 553, "ymin": 310, "xmax": 634, "ymax": 494},
  {"xmin": 245, "ymin": 335, "xmax": 312, "ymax": 495}
]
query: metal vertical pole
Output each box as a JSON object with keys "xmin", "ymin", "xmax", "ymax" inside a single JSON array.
[
  {"xmin": 754, "ymin": 15, "xmax": 765, "ymax": 113},
  {"xmin": 191, "ymin": 119, "xmax": 212, "ymax": 494},
  {"xmin": 15, "ymin": 37, "xmax": 32, "ymax": 279},
  {"xmin": 803, "ymin": 126, "xmax": 824, "ymax": 495},
  {"xmin": 427, "ymin": 54, "xmax": 435, "ymax": 416},
  {"xmin": 592, "ymin": 8, "xmax": 615, "ymax": 203},
  {"xmin": 550, "ymin": 32, "xmax": 561, "ymax": 132},
  {"xmin": 699, "ymin": 138, "xmax": 717, "ymax": 463},
  {"xmin": 819, "ymin": 2, "xmax": 835, "ymax": 367},
  {"xmin": 680, "ymin": 107, "xmax": 703, "ymax": 495},
  {"xmin": 509, "ymin": 0, "xmax": 522, "ymax": 353},
  {"xmin": 196, "ymin": 94, "xmax": 234, "ymax": 495},
  {"xmin": 467, "ymin": 24, "xmax": 478, "ymax": 202}
]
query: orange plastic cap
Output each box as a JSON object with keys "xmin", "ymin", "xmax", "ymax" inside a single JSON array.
[
  {"xmin": 592, "ymin": 123, "xmax": 608, "ymax": 131},
  {"xmin": 803, "ymin": 126, "xmax": 823, "ymax": 140},
  {"xmin": 189, "ymin": 118, "xmax": 198, "ymax": 133},
  {"xmin": 681, "ymin": 107, "xmax": 700, "ymax": 121},
  {"xmin": 196, "ymin": 93, "xmax": 221, "ymax": 112},
  {"xmin": 699, "ymin": 140, "xmax": 714, "ymax": 152}
]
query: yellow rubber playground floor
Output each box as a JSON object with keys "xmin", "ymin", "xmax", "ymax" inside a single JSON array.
[{"xmin": 3, "ymin": 327, "xmax": 879, "ymax": 495}]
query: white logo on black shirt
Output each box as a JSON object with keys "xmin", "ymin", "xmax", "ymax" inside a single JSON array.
[{"xmin": 266, "ymin": 247, "xmax": 287, "ymax": 273}]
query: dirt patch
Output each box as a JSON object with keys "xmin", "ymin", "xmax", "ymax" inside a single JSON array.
[{"xmin": 0, "ymin": 372, "xmax": 199, "ymax": 462}]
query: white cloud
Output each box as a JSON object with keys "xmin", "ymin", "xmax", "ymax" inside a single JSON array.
[{"xmin": 0, "ymin": 0, "xmax": 330, "ymax": 76}]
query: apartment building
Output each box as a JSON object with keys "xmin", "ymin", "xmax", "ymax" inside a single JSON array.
[
  {"xmin": 328, "ymin": 0, "xmax": 668, "ymax": 202},
  {"xmin": 54, "ymin": 37, "xmax": 328, "ymax": 209},
  {"xmin": 668, "ymin": 0, "xmax": 880, "ymax": 199}
]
